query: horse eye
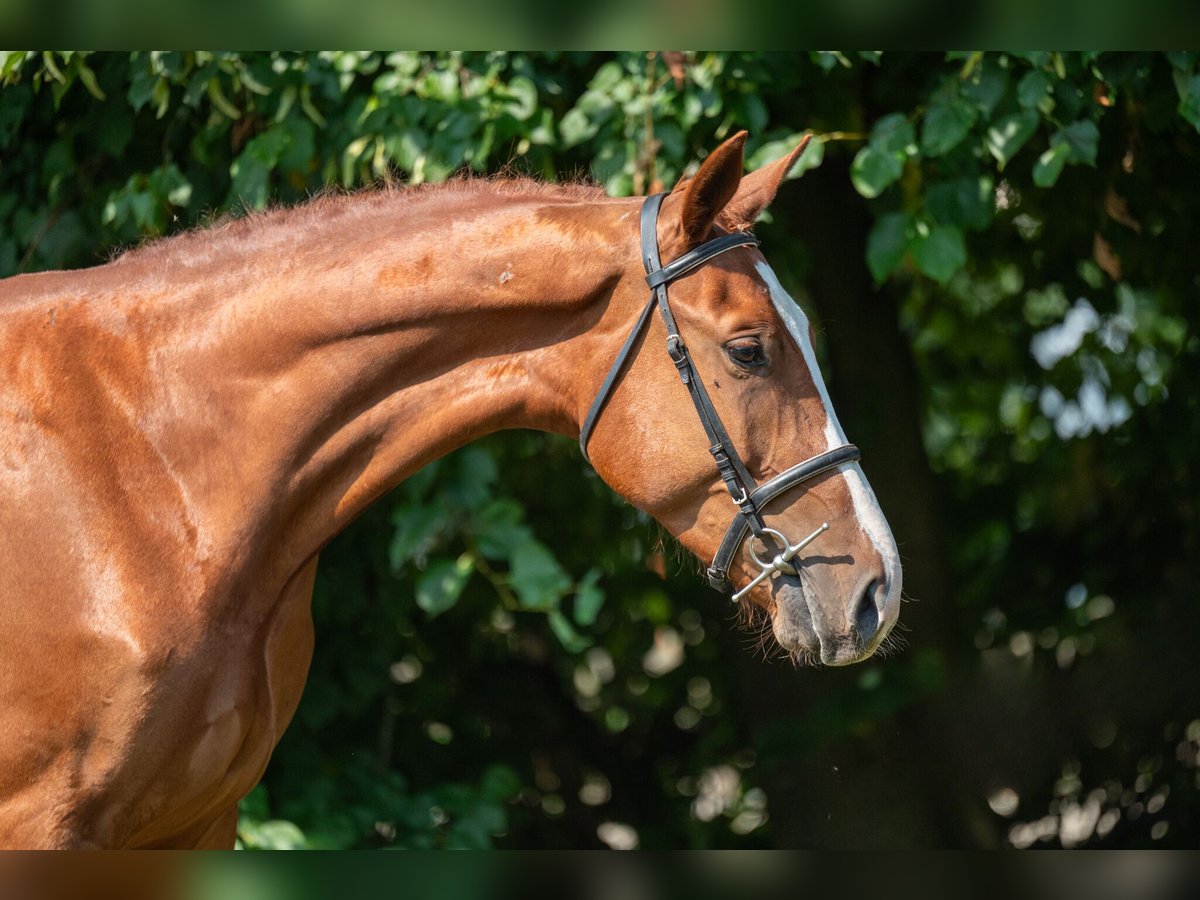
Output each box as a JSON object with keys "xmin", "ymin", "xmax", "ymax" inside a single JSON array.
[{"xmin": 726, "ymin": 339, "xmax": 766, "ymax": 368}]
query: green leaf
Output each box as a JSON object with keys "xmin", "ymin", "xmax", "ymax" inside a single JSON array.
[
  {"xmin": 299, "ymin": 84, "xmax": 325, "ymax": 127},
  {"xmin": 415, "ymin": 554, "xmax": 474, "ymax": 618},
  {"xmin": 866, "ymin": 212, "xmax": 911, "ymax": 282},
  {"xmin": 0, "ymin": 51, "xmax": 28, "ymax": 82},
  {"xmin": 471, "ymin": 499, "xmax": 532, "ymax": 561},
  {"xmin": 548, "ymin": 610, "xmax": 591, "ymax": 653},
  {"xmin": 230, "ymin": 128, "xmax": 293, "ymax": 207},
  {"xmin": 504, "ymin": 75, "xmax": 538, "ymax": 121},
  {"xmin": 869, "ymin": 113, "xmax": 914, "ymax": 155},
  {"xmin": 1017, "ymin": 70, "xmax": 1052, "ymax": 109},
  {"xmin": 1059, "ymin": 119, "xmax": 1099, "ymax": 165},
  {"xmin": 589, "ymin": 60, "xmax": 624, "ymax": 92},
  {"xmin": 239, "ymin": 819, "xmax": 308, "ymax": 850},
  {"xmin": 129, "ymin": 192, "xmax": 156, "ymax": 229},
  {"xmin": 77, "ymin": 65, "xmax": 106, "ymax": 101},
  {"xmin": 850, "ymin": 145, "xmax": 903, "ymax": 199},
  {"xmin": 127, "ymin": 63, "xmax": 159, "ymax": 112},
  {"xmin": 926, "ymin": 177, "xmax": 994, "ymax": 231},
  {"xmin": 509, "ymin": 541, "xmax": 570, "ymax": 611},
  {"xmin": 446, "ymin": 803, "xmax": 506, "ymax": 849},
  {"xmin": 386, "ymin": 128, "xmax": 427, "ymax": 173},
  {"xmin": 40, "ymin": 51, "xmax": 66, "ymax": 84},
  {"xmin": 1179, "ymin": 74, "xmax": 1200, "ymax": 132},
  {"xmin": 206, "ymin": 76, "xmax": 241, "ymax": 119},
  {"xmin": 813, "ymin": 51, "xmax": 850, "ymax": 72},
  {"xmin": 277, "ymin": 117, "xmax": 315, "ymax": 174},
  {"xmin": 985, "ymin": 111, "xmax": 1039, "ymax": 167},
  {"xmin": 148, "ymin": 164, "xmax": 192, "ymax": 207},
  {"xmin": 572, "ymin": 568, "xmax": 605, "ymax": 626},
  {"xmin": 852, "ymin": 114, "xmax": 914, "ymax": 198},
  {"xmin": 239, "ymin": 784, "xmax": 271, "ymax": 822},
  {"xmin": 447, "ymin": 446, "xmax": 498, "ymax": 511},
  {"xmin": 1166, "ymin": 51, "xmax": 1196, "ymax": 72},
  {"xmin": 961, "ymin": 59, "xmax": 1008, "ymax": 115},
  {"xmin": 921, "ymin": 97, "xmax": 975, "ymax": 157},
  {"xmin": 560, "ymin": 108, "xmax": 597, "ymax": 148},
  {"xmin": 479, "ymin": 764, "xmax": 522, "ymax": 802},
  {"xmin": 389, "ymin": 501, "xmax": 447, "ymax": 571},
  {"xmin": 95, "ymin": 104, "xmax": 133, "ymax": 157},
  {"xmin": 911, "ymin": 225, "xmax": 967, "ymax": 284},
  {"xmin": 1033, "ymin": 139, "xmax": 1070, "ymax": 187}
]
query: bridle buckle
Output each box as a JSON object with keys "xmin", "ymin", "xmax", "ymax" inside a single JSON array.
[{"xmin": 665, "ymin": 334, "xmax": 686, "ymax": 363}]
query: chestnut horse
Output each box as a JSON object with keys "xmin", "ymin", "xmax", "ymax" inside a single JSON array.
[{"xmin": 0, "ymin": 133, "xmax": 901, "ymax": 848}]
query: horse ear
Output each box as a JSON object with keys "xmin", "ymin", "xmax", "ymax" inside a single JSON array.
[
  {"xmin": 671, "ymin": 131, "xmax": 748, "ymax": 245},
  {"xmin": 720, "ymin": 134, "xmax": 813, "ymax": 229}
]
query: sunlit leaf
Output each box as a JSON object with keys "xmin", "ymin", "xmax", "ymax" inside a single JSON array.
[
  {"xmin": 850, "ymin": 145, "xmax": 903, "ymax": 199},
  {"xmin": 961, "ymin": 58, "xmax": 1008, "ymax": 114},
  {"xmin": 869, "ymin": 112, "xmax": 915, "ymax": 155},
  {"xmin": 510, "ymin": 541, "xmax": 571, "ymax": 611},
  {"xmin": 572, "ymin": 568, "xmax": 605, "ymax": 626},
  {"xmin": 911, "ymin": 224, "xmax": 967, "ymax": 283},
  {"xmin": 985, "ymin": 110, "xmax": 1039, "ymax": 167},
  {"xmin": 1033, "ymin": 139, "xmax": 1070, "ymax": 187},
  {"xmin": 548, "ymin": 610, "xmax": 591, "ymax": 653},
  {"xmin": 1016, "ymin": 69, "xmax": 1052, "ymax": 109},
  {"xmin": 921, "ymin": 96, "xmax": 975, "ymax": 157},
  {"xmin": 415, "ymin": 554, "xmax": 474, "ymax": 618}
]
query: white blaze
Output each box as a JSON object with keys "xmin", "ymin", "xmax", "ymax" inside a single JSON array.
[{"xmin": 753, "ymin": 261, "xmax": 902, "ymax": 608}]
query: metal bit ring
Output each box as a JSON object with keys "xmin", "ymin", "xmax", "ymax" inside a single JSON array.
[{"xmin": 749, "ymin": 528, "xmax": 797, "ymax": 572}]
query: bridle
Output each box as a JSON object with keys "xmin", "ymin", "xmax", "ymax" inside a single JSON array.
[{"xmin": 579, "ymin": 192, "xmax": 861, "ymax": 603}]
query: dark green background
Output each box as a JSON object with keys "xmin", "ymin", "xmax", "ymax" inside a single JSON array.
[{"xmin": 2, "ymin": 51, "xmax": 1197, "ymax": 848}]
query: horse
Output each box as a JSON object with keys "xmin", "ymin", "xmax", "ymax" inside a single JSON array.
[{"xmin": 0, "ymin": 131, "xmax": 901, "ymax": 848}]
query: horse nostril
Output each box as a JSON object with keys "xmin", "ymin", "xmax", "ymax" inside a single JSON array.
[{"xmin": 854, "ymin": 580, "xmax": 882, "ymax": 643}]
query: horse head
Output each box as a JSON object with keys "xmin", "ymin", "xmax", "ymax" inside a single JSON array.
[{"xmin": 582, "ymin": 132, "xmax": 902, "ymax": 666}]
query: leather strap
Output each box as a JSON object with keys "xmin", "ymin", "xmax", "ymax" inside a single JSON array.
[
  {"xmin": 646, "ymin": 231, "xmax": 760, "ymax": 289},
  {"xmin": 578, "ymin": 294, "xmax": 657, "ymax": 462},
  {"xmin": 705, "ymin": 443, "xmax": 860, "ymax": 590}
]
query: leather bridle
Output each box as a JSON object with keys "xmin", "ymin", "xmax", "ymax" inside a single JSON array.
[{"xmin": 579, "ymin": 192, "xmax": 861, "ymax": 602}]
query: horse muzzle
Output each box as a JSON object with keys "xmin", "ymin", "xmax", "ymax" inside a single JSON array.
[{"xmin": 770, "ymin": 571, "xmax": 896, "ymax": 666}]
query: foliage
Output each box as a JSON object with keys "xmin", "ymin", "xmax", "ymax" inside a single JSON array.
[{"xmin": 2, "ymin": 51, "xmax": 1197, "ymax": 848}]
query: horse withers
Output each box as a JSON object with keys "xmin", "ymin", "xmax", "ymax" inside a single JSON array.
[{"xmin": 0, "ymin": 132, "xmax": 900, "ymax": 847}]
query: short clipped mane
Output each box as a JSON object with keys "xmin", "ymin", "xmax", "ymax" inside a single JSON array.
[{"xmin": 113, "ymin": 174, "xmax": 608, "ymax": 266}]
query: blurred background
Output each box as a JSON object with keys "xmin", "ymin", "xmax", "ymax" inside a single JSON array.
[{"xmin": 1, "ymin": 51, "xmax": 1197, "ymax": 849}]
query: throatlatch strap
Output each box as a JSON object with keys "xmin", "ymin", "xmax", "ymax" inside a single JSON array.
[{"xmin": 578, "ymin": 295, "xmax": 658, "ymax": 461}]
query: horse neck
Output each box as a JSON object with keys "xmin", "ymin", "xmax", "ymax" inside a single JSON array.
[{"xmin": 121, "ymin": 188, "xmax": 634, "ymax": 585}]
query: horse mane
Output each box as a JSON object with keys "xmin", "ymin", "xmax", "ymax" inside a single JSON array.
[{"xmin": 112, "ymin": 173, "xmax": 609, "ymax": 266}]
